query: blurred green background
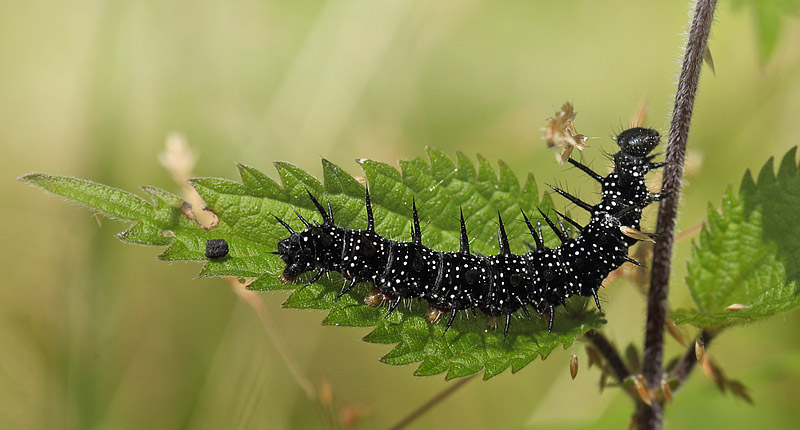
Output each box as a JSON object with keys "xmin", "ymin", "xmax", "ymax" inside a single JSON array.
[{"xmin": 4, "ymin": 0, "xmax": 800, "ymax": 429}]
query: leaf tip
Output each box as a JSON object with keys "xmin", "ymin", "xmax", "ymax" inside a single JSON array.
[
  {"xmin": 18, "ymin": 172, "xmax": 42, "ymax": 182},
  {"xmin": 235, "ymin": 162, "xmax": 249, "ymax": 173},
  {"xmin": 18, "ymin": 172, "xmax": 54, "ymax": 186},
  {"xmin": 756, "ymin": 156, "xmax": 776, "ymax": 187}
]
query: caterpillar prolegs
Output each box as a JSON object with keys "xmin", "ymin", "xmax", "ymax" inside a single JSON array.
[{"xmin": 275, "ymin": 127, "xmax": 664, "ymax": 338}]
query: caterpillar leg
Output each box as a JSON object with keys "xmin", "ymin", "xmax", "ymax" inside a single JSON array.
[
  {"xmin": 465, "ymin": 296, "xmax": 478, "ymax": 318},
  {"xmin": 335, "ymin": 279, "xmax": 357, "ymax": 300},
  {"xmin": 299, "ymin": 270, "xmax": 325, "ymax": 291},
  {"xmin": 517, "ymin": 298, "xmax": 532, "ymax": 320},
  {"xmin": 385, "ymin": 297, "xmax": 402, "ymax": 318},
  {"xmin": 445, "ymin": 310, "xmax": 458, "ymax": 334},
  {"xmin": 425, "ymin": 306, "xmax": 442, "ymax": 323},
  {"xmin": 364, "ymin": 287, "xmax": 388, "ymax": 306}
]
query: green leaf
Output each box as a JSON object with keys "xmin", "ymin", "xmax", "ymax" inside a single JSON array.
[
  {"xmin": 19, "ymin": 150, "xmax": 605, "ymax": 378},
  {"xmin": 732, "ymin": 0, "xmax": 799, "ymax": 63},
  {"xmin": 20, "ymin": 173, "xmax": 154, "ymax": 221},
  {"xmin": 675, "ymin": 147, "xmax": 800, "ymax": 328}
]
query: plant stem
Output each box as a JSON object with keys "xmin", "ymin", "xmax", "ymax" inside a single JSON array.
[
  {"xmin": 639, "ymin": 0, "xmax": 718, "ymax": 428},
  {"xmin": 388, "ymin": 374, "xmax": 477, "ymax": 430},
  {"xmin": 670, "ymin": 330, "xmax": 716, "ymax": 393},
  {"xmin": 584, "ymin": 330, "xmax": 633, "ymax": 395}
]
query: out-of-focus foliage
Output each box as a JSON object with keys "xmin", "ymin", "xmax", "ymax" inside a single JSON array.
[
  {"xmin": 732, "ymin": 0, "xmax": 799, "ymax": 62},
  {"xmin": 674, "ymin": 148, "xmax": 800, "ymax": 328}
]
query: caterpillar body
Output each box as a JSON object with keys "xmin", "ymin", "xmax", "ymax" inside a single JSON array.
[{"xmin": 275, "ymin": 127, "xmax": 664, "ymax": 338}]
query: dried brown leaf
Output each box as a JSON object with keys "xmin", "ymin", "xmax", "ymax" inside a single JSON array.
[
  {"xmin": 701, "ymin": 359, "xmax": 726, "ymax": 393},
  {"xmin": 634, "ymin": 374, "xmax": 652, "ymax": 406},
  {"xmin": 661, "ymin": 379, "xmax": 674, "ymax": 404},
  {"xmin": 728, "ymin": 380, "xmax": 754, "ymax": 404}
]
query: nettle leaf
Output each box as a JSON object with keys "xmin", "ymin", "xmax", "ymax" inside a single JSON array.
[
  {"xmin": 674, "ymin": 147, "xmax": 800, "ymax": 328},
  {"xmin": 20, "ymin": 149, "xmax": 605, "ymax": 379},
  {"xmin": 731, "ymin": 0, "xmax": 799, "ymax": 62}
]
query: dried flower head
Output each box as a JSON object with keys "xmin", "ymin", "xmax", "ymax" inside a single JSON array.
[{"xmin": 543, "ymin": 102, "xmax": 589, "ymax": 164}]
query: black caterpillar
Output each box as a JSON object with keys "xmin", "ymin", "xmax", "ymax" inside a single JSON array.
[{"xmin": 274, "ymin": 127, "xmax": 665, "ymax": 338}]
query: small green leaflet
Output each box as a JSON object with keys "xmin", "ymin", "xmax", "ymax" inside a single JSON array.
[
  {"xmin": 674, "ymin": 147, "xmax": 800, "ymax": 328},
  {"xmin": 20, "ymin": 148, "xmax": 605, "ymax": 379},
  {"xmin": 731, "ymin": 0, "xmax": 799, "ymax": 63}
]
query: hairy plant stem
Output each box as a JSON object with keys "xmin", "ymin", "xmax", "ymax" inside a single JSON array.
[{"xmin": 638, "ymin": 0, "xmax": 718, "ymax": 429}]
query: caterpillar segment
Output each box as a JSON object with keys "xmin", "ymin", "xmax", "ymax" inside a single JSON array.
[{"xmin": 275, "ymin": 128, "xmax": 663, "ymax": 339}]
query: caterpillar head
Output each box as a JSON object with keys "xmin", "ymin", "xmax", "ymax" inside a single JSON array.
[
  {"xmin": 277, "ymin": 231, "xmax": 317, "ymax": 280},
  {"xmin": 613, "ymin": 127, "xmax": 660, "ymax": 175},
  {"xmin": 615, "ymin": 127, "xmax": 660, "ymax": 157}
]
